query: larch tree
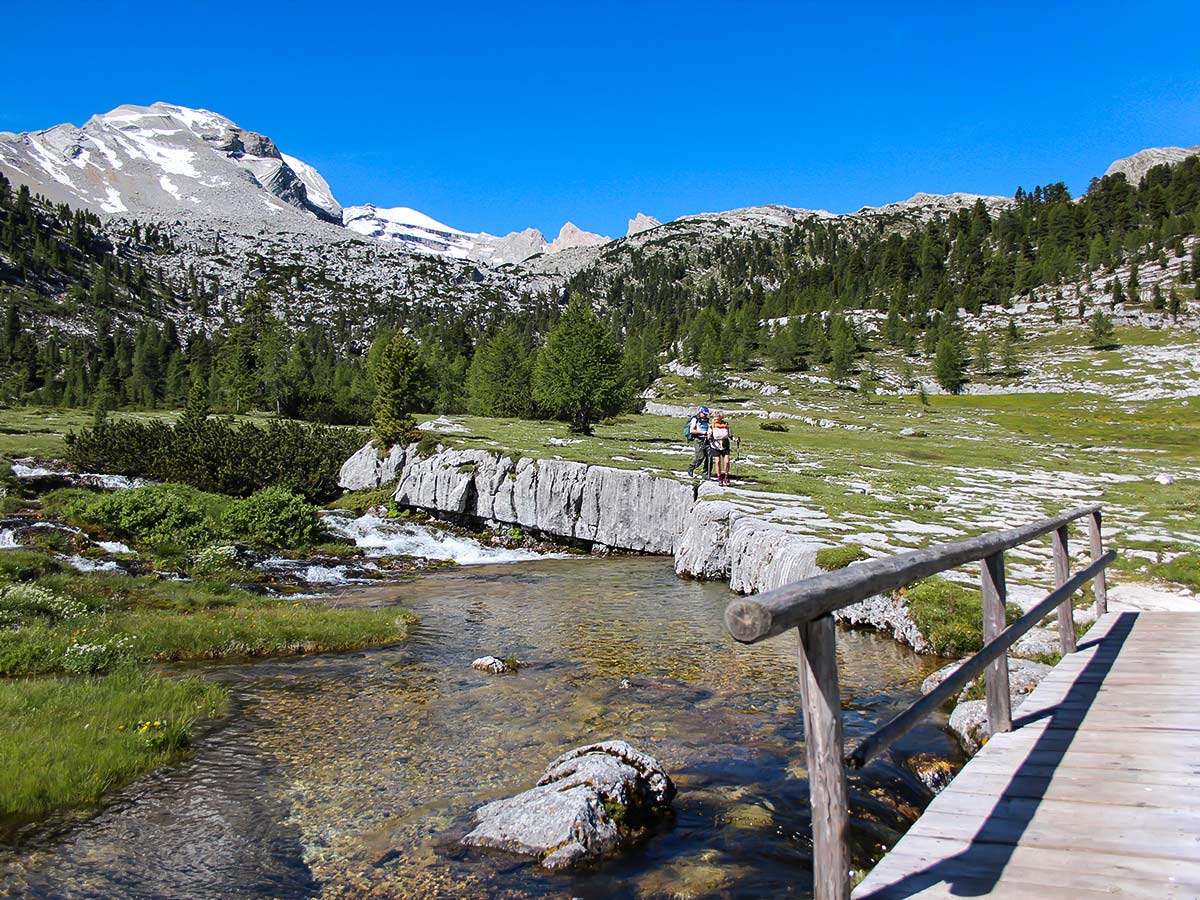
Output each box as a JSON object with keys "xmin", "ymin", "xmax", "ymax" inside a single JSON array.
[{"xmin": 532, "ymin": 295, "xmax": 626, "ymax": 434}]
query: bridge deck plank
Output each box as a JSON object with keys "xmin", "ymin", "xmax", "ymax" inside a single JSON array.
[{"xmin": 853, "ymin": 611, "xmax": 1200, "ymax": 899}]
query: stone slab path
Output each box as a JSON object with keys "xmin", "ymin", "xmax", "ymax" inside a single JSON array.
[{"xmin": 854, "ymin": 609, "xmax": 1200, "ymax": 899}]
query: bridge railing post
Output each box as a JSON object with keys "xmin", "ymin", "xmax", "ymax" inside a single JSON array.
[
  {"xmin": 797, "ymin": 614, "xmax": 850, "ymax": 900},
  {"xmin": 980, "ymin": 551, "xmax": 1012, "ymax": 735},
  {"xmin": 1089, "ymin": 510, "xmax": 1108, "ymax": 617},
  {"xmin": 1052, "ymin": 525, "xmax": 1078, "ymax": 654}
]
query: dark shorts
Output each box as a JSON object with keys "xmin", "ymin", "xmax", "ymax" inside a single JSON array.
[{"xmin": 709, "ymin": 443, "xmax": 730, "ymax": 457}]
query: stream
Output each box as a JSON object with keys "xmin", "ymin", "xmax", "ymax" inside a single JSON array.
[{"xmin": 1, "ymin": 522, "xmax": 958, "ymax": 899}]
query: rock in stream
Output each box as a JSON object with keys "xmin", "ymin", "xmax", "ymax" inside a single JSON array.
[{"xmin": 462, "ymin": 740, "xmax": 675, "ymax": 869}]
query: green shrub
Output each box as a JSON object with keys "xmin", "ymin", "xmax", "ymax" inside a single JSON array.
[
  {"xmin": 65, "ymin": 417, "xmax": 364, "ymax": 502},
  {"xmin": 904, "ymin": 576, "xmax": 1022, "ymax": 656},
  {"xmin": 80, "ymin": 484, "xmax": 225, "ymax": 549},
  {"xmin": 816, "ymin": 545, "xmax": 866, "ymax": 570},
  {"xmin": 40, "ymin": 487, "xmax": 103, "ymax": 521},
  {"xmin": 328, "ymin": 485, "xmax": 395, "ymax": 513},
  {"xmin": 759, "ymin": 421, "xmax": 789, "ymax": 432},
  {"xmin": 224, "ymin": 488, "xmax": 320, "ymax": 548},
  {"xmin": 189, "ymin": 544, "xmax": 240, "ymax": 579},
  {"xmin": 415, "ymin": 431, "xmax": 439, "ymax": 458}
]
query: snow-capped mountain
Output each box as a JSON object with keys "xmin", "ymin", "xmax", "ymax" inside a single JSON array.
[
  {"xmin": 343, "ymin": 204, "xmax": 476, "ymax": 258},
  {"xmin": 344, "ymin": 207, "xmax": 612, "ymax": 265},
  {"xmin": 0, "ymin": 102, "xmax": 341, "ymax": 225}
]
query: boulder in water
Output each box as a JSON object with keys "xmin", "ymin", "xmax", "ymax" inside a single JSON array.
[
  {"xmin": 462, "ymin": 740, "xmax": 675, "ymax": 869},
  {"xmin": 471, "ymin": 655, "xmax": 519, "ymax": 674}
]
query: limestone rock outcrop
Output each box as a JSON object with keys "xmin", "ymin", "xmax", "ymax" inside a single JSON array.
[
  {"xmin": 344, "ymin": 444, "xmax": 695, "ymax": 555},
  {"xmin": 337, "ymin": 443, "xmax": 405, "ymax": 491},
  {"xmin": 462, "ymin": 740, "xmax": 674, "ymax": 870}
]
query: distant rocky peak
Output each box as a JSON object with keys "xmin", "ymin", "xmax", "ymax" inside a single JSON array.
[
  {"xmin": 627, "ymin": 212, "xmax": 660, "ymax": 236},
  {"xmin": 547, "ymin": 221, "xmax": 610, "ymax": 253},
  {"xmin": 1104, "ymin": 146, "xmax": 1200, "ymax": 186}
]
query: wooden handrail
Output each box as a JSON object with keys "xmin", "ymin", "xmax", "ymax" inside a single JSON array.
[
  {"xmin": 723, "ymin": 506, "xmax": 1114, "ymax": 900},
  {"xmin": 725, "ymin": 504, "xmax": 1100, "ymax": 644},
  {"xmin": 845, "ymin": 551, "xmax": 1114, "ymax": 769}
]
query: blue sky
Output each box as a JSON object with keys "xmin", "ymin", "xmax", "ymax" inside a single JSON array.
[{"xmin": 3, "ymin": 1, "xmax": 1197, "ymax": 237}]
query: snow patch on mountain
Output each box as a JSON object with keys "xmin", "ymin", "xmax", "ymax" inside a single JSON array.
[{"xmin": 342, "ymin": 204, "xmax": 474, "ymax": 257}]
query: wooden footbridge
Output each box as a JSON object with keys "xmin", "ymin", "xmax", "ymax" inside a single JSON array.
[{"xmin": 726, "ymin": 505, "xmax": 1200, "ymax": 899}]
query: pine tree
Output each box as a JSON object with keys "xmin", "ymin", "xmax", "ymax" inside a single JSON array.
[
  {"xmin": 697, "ymin": 333, "xmax": 726, "ymax": 395},
  {"xmin": 974, "ymin": 331, "xmax": 992, "ymax": 374},
  {"xmin": 372, "ymin": 332, "xmax": 424, "ymax": 447},
  {"xmin": 466, "ymin": 325, "xmax": 533, "ymax": 417},
  {"xmin": 1087, "ymin": 309, "xmax": 1116, "ymax": 349},
  {"xmin": 179, "ymin": 378, "xmax": 211, "ymax": 427},
  {"xmin": 532, "ymin": 295, "xmax": 627, "ymax": 434},
  {"xmin": 827, "ymin": 316, "xmax": 857, "ymax": 383},
  {"xmin": 933, "ymin": 333, "xmax": 967, "ymax": 394},
  {"xmin": 1000, "ymin": 331, "xmax": 1021, "ymax": 377}
]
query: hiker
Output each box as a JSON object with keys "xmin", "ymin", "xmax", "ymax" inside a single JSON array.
[
  {"xmin": 686, "ymin": 406, "xmax": 711, "ymax": 478},
  {"xmin": 707, "ymin": 412, "xmax": 735, "ymax": 486}
]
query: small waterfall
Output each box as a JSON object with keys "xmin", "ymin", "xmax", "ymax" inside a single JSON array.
[{"xmin": 322, "ymin": 513, "xmax": 547, "ymax": 565}]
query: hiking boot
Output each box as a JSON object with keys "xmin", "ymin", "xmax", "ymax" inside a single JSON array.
[{"xmin": 687, "ymin": 468, "xmax": 694, "ymax": 478}]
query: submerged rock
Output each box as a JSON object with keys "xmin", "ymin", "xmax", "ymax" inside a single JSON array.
[
  {"xmin": 907, "ymin": 752, "xmax": 960, "ymax": 794},
  {"xmin": 471, "ymin": 655, "xmax": 519, "ymax": 674},
  {"xmin": 462, "ymin": 740, "xmax": 675, "ymax": 869}
]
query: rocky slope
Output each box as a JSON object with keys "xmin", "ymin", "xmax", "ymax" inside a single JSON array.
[
  {"xmin": 0, "ymin": 102, "xmax": 340, "ymax": 224},
  {"xmin": 1104, "ymin": 145, "xmax": 1200, "ymax": 186}
]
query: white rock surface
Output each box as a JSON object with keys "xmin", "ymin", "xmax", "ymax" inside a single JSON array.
[
  {"xmin": 546, "ymin": 221, "xmax": 610, "ymax": 253},
  {"xmin": 472, "ymin": 655, "xmax": 517, "ymax": 674}
]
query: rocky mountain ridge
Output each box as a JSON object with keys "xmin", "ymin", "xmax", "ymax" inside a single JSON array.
[
  {"xmin": 2, "ymin": 100, "xmax": 1196, "ymax": 350},
  {"xmin": 0, "ymin": 102, "xmax": 342, "ymax": 225}
]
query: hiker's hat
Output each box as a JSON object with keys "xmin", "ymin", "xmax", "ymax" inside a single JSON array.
[{"xmin": 698, "ymin": 406, "xmax": 710, "ymax": 415}]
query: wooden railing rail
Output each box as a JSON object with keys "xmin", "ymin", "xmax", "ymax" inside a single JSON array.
[{"xmin": 723, "ymin": 506, "xmax": 1114, "ymax": 900}]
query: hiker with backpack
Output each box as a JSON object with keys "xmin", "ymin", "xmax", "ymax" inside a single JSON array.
[
  {"xmin": 685, "ymin": 406, "xmax": 711, "ymax": 479},
  {"xmin": 707, "ymin": 412, "xmax": 736, "ymax": 486}
]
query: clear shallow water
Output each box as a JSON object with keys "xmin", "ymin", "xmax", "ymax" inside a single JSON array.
[{"xmin": 1, "ymin": 556, "xmax": 956, "ymax": 899}]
